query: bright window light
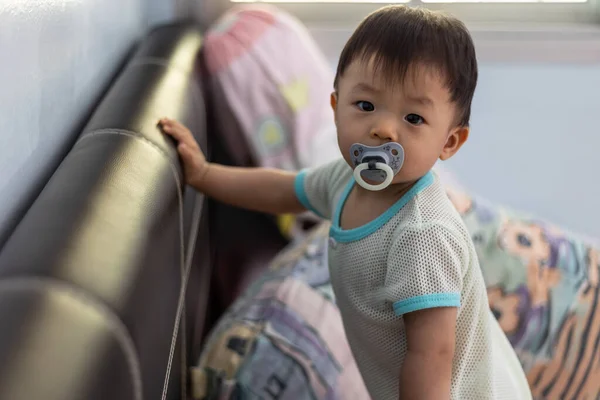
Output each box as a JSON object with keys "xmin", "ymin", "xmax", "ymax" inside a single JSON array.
[
  {"xmin": 231, "ymin": 0, "xmax": 408, "ymax": 2},
  {"xmin": 231, "ymin": 0, "xmax": 587, "ymax": 2},
  {"xmin": 228, "ymin": 0, "xmax": 597, "ymax": 25},
  {"xmin": 422, "ymin": 0, "xmax": 587, "ymax": 3}
]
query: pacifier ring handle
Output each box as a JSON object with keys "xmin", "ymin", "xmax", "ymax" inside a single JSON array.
[{"xmin": 353, "ymin": 162, "xmax": 394, "ymax": 191}]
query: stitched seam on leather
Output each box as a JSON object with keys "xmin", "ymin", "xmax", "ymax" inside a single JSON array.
[
  {"xmin": 0, "ymin": 276, "xmax": 143, "ymax": 400},
  {"xmin": 76, "ymin": 128, "xmax": 190, "ymax": 398},
  {"xmin": 77, "ymin": 128, "xmax": 180, "ymax": 184}
]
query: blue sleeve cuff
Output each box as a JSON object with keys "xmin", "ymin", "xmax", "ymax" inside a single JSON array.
[
  {"xmin": 294, "ymin": 170, "xmax": 322, "ymax": 217},
  {"xmin": 393, "ymin": 293, "xmax": 461, "ymax": 316}
]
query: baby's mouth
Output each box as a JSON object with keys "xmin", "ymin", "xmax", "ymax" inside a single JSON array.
[{"xmin": 349, "ymin": 142, "xmax": 405, "ymax": 191}]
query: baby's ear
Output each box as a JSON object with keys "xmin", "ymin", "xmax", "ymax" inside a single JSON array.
[
  {"xmin": 330, "ymin": 92, "xmax": 339, "ymax": 124},
  {"xmin": 439, "ymin": 126, "xmax": 469, "ymax": 161}
]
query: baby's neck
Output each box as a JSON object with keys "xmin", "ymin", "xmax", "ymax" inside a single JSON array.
[
  {"xmin": 340, "ymin": 179, "xmax": 419, "ymax": 231},
  {"xmin": 354, "ymin": 179, "xmax": 417, "ymax": 203}
]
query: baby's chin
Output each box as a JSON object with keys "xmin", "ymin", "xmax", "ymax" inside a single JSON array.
[{"xmin": 391, "ymin": 171, "xmax": 428, "ymax": 186}]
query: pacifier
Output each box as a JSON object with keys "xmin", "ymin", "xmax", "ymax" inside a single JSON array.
[{"xmin": 349, "ymin": 142, "xmax": 404, "ymax": 191}]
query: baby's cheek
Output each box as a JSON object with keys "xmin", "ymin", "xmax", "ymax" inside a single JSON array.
[
  {"xmin": 393, "ymin": 167, "xmax": 422, "ymax": 184},
  {"xmin": 337, "ymin": 140, "xmax": 353, "ymax": 165},
  {"xmin": 340, "ymin": 154, "xmax": 354, "ymax": 171},
  {"xmin": 397, "ymin": 153, "xmax": 435, "ymax": 182},
  {"xmin": 335, "ymin": 130, "xmax": 353, "ymax": 155}
]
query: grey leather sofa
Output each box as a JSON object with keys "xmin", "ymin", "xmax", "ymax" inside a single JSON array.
[{"xmin": 0, "ymin": 23, "xmax": 211, "ymax": 400}]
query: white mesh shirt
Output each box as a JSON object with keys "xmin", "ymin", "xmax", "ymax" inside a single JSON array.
[{"xmin": 294, "ymin": 158, "xmax": 531, "ymax": 400}]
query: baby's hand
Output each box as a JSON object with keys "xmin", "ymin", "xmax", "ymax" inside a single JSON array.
[{"xmin": 159, "ymin": 117, "xmax": 210, "ymax": 189}]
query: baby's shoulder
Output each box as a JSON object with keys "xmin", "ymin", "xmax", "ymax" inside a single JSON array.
[
  {"xmin": 408, "ymin": 178, "xmax": 471, "ymax": 238},
  {"xmin": 388, "ymin": 205, "xmax": 474, "ymax": 269},
  {"xmin": 391, "ymin": 217, "xmax": 470, "ymax": 251}
]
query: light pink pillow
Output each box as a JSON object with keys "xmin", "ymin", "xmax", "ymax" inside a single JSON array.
[{"xmin": 203, "ymin": 4, "xmax": 339, "ymax": 171}]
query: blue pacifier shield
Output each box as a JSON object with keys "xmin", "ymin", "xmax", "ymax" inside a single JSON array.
[{"xmin": 349, "ymin": 142, "xmax": 405, "ymax": 183}]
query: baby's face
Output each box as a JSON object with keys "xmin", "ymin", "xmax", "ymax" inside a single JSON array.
[{"xmin": 333, "ymin": 59, "xmax": 462, "ymax": 184}]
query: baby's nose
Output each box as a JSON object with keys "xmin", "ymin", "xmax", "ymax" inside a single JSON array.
[
  {"xmin": 370, "ymin": 131, "xmax": 394, "ymax": 141},
  {"xmin": 369, "ymin": 121, "xmax": 398, "ymax": 142}
]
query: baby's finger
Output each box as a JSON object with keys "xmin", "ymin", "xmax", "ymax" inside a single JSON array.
[
  {"xmin": 167, "ymin": 119, "xmax": 189, "ymax": 132},
  {"xmin": 158, "ymin": 117, "xmax": 177, "ymax": 129},
  {"xmin": 160, "ymin": 118, "xmax": 190, "ymax": 135},
  {"xmin": 160, "ymin": 119, "xmax": 198, "ymax": 149}
]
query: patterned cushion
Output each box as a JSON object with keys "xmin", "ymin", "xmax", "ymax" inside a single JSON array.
[
  {"xmin": 203, "ymin": 4, "xmax": 338, "ymax": 172},
  {"xmin": 446, "ymin": 185, "xmax": 600, "ymax": 399},
  {"xmin": 190, "ymin": 223, "xmax": 370, "ymax": 399}
]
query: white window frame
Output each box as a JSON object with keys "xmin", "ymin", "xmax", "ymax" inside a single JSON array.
[{"xmin": 229, "ymin": 0, "xmax": 599, "ymax": 26}]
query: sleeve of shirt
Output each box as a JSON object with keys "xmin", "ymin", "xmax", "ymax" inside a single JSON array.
[
  {"xmin": 293, "ymin": 158, "xmax": 347, "ymax": 220},
  {"xmin": 384, "ymin": 223, "xmax": 467, "ymax": 316}
]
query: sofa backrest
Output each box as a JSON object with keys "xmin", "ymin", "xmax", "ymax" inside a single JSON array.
[{"xmin": 0, "ymin": 23, "xmax": 208, "ymax": 400}]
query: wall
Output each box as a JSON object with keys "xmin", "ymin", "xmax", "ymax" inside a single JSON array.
[
  {"xmin": 309, "ymin": 26, "xmax": 600, "ymax": 240},
  {"xmin": 146, "ymin": 0, "xmax": 191, "ymax": 26},
  {"xmin": 449, "ymin": 63, "xmax": 599, "ymax": 240},
  {"xmin": 0, "ymin": 0, "xmax": 188, "ymax": 246}
]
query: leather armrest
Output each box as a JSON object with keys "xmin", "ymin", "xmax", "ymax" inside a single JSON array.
[{"xmin": 0, "ymin": 23, "xmax": 206, "ymax": 400}]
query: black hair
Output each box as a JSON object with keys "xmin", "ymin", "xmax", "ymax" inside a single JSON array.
[{"xmin": 334, "ymin": 5, "xmax": 478, "ymax": 127}]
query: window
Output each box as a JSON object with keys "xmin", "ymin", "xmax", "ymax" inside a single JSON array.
[
  {"xmin": 229, "ymin": 0, "xmax": 598, "ymax": 25},
  {"xmin": 233, "ymin": 0, "xmax": 587, "ymax": 2}
]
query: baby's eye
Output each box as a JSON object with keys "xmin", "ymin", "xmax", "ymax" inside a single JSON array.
[
  {"xmin": 355, "ymin": 101, "xmax": 375, "ymax": 112},
  {"xmin": 405, "ymin": 113, "xmax": 425, "ymax": 126}
]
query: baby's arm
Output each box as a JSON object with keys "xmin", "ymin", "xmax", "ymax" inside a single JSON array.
[
  {"xmin": 197, "ymin": 163, "xmax": 304, "ymax": 215},
  {"xmin": 160, "ymin": 118, "xmax": 305, "ymax": 215},
  {"xmin": 400, "ymin": 307, "xmax": 456, "ymax": 400},
  {"xmin": 385, "ymin": 224, "xmax": 467, "ymax": 400}
]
